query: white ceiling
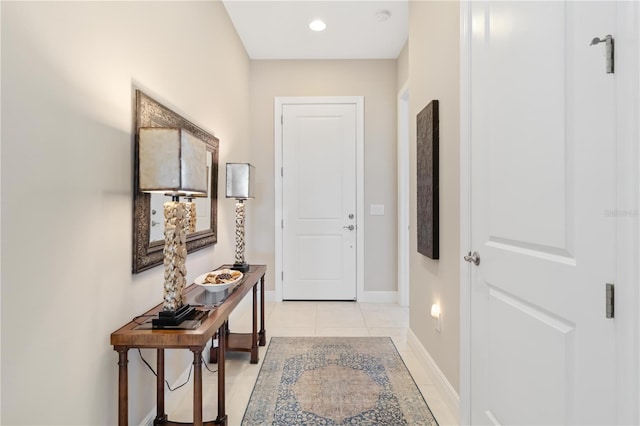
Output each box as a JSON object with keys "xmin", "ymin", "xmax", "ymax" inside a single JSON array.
[{"xmin": 222, "ymin": 1, "xmax": 408, "ymax": 60}]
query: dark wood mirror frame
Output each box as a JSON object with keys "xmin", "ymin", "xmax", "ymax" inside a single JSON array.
[{"xmin": 132, "ymin": 90, "xmax": 218, "ymax": 273}]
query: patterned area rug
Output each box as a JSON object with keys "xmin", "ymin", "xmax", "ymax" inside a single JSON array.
[{"xmin": 242, "ymin": 337, "xmax": 439, "ymax": 425}]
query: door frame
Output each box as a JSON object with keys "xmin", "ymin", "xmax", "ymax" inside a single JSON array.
[
  {"xmin": 274, "ymin": 96, "xmax": 365, "ymax": 302},
  {"xmin": 459, "ymin": 3, "xmax": 472, "ymax": 423},
  {"xmin": 397, "ymin": 83, "xmax": 410, "ymax": 307},
  {"xmin": 459, "ymin": 1, "xmax": 640, "ymax": 424}
]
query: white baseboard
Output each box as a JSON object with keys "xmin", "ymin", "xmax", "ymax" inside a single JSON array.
[
  {"xmin": 265, "ymin": 290, "xmax": 276, "ymax": 302},
  {"xmin": 407, "ymin": 329, "xmax": 460, "ymax": 419},
  {"xmin": 271, "ymin": 290, "xmax": 395, "ymax": 303},
  {"xmin": 358, "ymin": 291, "xmax": 397, "ymax": 304},
  {"xmin": 141, "ymin": 406, "xmax": 155, "ymax": 426},
  {"xmin": 142, "ymin": 359, "xmax": 201, "ymax": 425}
]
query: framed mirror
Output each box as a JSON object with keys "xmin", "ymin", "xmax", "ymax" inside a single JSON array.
[{"xmin": 132, "ymin": 90, "xmax": 218, "ymax": 273}]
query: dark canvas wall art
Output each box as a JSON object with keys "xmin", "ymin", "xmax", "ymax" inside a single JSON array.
[{"xmin": 417, "ymin": 100, "xmax": 439, "ymax": 259}]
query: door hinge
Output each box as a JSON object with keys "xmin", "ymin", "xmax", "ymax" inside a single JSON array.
[
  {"xmin": 281, "ymin": 167, "xmax": 283, "ymax": 177},
  {"xmin": 281, "ymin": 115, "xmax": 283, "ymax": 125},
  {"xmin": 590, "ymin": 35, "xmax": 614, "ymax": 74},
  {"xmin": 281, "ymin": 219, "xmax": 283, "ymax": 229},
  {"xmin": 606, "ymin": 283, "xmax": 615, "ymax": 319},
  {"xmin": 281, "ymin": 271, "xmax": 284, "ymax": 281}
]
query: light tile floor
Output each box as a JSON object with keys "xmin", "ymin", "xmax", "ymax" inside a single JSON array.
[{"xmin": 170, "ymin": 301, "xmax": 459, "ymax": 425}]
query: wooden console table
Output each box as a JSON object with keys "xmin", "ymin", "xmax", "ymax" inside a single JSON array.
[
  {"xmin": 110, "ymin": 265, "xmax": 266, "ymax": 426},
  {"xmin": 209, "ymin": 272, "xmax": 266, "ymax": 364}
]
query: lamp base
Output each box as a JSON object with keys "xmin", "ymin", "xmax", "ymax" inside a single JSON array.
[
  {"xmin": 152, "ymin": 304, "xmax": 196, "ymax": 327},
  {"xmin": 231, "ymin": 262, "xmax": 250, "ymax": 273}
]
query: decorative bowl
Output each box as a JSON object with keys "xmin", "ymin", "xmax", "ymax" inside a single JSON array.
[{"xmin": 195, "ymin": 269, "xmax": 243, "ymax": 293}]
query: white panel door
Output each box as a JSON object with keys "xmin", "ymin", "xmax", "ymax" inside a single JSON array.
[
  {"xmin": 282, "ymin": 103, "xmax": 357, "ymax": 300},
  {"xmin": 469, "ymin": 2, "xmax": 618, "ymax": 424}
]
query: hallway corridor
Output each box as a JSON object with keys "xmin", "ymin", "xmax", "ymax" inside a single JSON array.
[{"xmin": 170, "ymin": 301, "xmax": 459, "ymax": 425}]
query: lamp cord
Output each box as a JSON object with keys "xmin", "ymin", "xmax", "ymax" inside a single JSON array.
[{"xmin": 137, "ymin": 349, "xmax": 217, "ymax": 392}]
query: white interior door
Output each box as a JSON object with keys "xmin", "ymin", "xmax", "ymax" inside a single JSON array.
[
  {"xmin": 281, "ymin": 103, "xmax": 357, "ymax": 300},
  {"xmin": 468, "ymin": 2, "xmax": 619, "ymax": 424}
]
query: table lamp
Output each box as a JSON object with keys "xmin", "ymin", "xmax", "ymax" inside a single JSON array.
[
  {"xmin": 226, "ymin": 163, "xmax": 255, "ymax": 272},
  {"xmin": 183, "ymin": 192, "xmax": 206, "ymax": 234},
  {"xmin": 139, "ymin": 127, "xmax": 208, "ymax": 326}
]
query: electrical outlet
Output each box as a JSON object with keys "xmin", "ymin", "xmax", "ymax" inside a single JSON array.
[{"xmin": 370, "ymin": 204, "xmax": 385, "ymax": 215}]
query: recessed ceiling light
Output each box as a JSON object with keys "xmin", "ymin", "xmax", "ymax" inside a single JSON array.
[{"xmin": 309, "ymin": 19, "xmax": 327, "ymax": 32}]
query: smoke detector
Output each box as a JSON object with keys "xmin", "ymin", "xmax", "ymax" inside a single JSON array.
[{"xmin": 375, "ymin": 10, "xmax": 391, "ymax": 22}]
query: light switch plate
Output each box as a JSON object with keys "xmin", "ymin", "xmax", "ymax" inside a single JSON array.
[{"xmin": 370, "ymin": 204, "xmax": 385, "ymax": 215}]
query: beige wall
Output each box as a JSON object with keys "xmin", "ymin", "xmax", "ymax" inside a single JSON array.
[
  {"xmin": 1, "ymin": 1, "xmax": 460, "ymax": 422},
  {"xmin": 1, "ymin": 1, "xmax": 249, "ymax": 424},
  {"xmin": 407, "ymin": 1, "xmax": 461, "ymax": 391},
  {"xmin": 248, "ymin": 60, "xmax": 398, "ymax": 295},
  {"xmin": 397, "ymin": 41, "xmax": 409, "ymax": 89}
]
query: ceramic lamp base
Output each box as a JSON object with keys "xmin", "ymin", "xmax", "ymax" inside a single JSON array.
[
  {"xmin": 163, "ymin": 201, "xmax": 188, "ymax": 311},
  {"xmin": 234, "ymin": 202, "xmax": 246, "ymax": 265}
]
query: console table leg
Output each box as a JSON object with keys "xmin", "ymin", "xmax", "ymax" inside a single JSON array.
[
  {"xmin": 117, "ymin": 348, "xmax": 129, "ymax": 426},
  {"xmin": 216, "ymin": 321, "xmax": 228, "ymax": 425},
  {"xmin": 251, "ymin": 284, "xmax": 259, "ymax": 363},
  {"xmin": 192, "ymin": 349, "xmax": 203, "ymax": 426},
  {"xmin": 154, "ymin": 349, "xmax": 167, "ymax": 425},
  {"xmin": 259, "ymin": 275, "xmax": 266, "ymax": 346}
]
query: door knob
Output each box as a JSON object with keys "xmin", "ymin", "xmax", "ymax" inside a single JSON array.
[
  {"xmin": 464, "ymin": 251, "xmax": 480, "ymax": 265},
  {"xmin": 343, "ymin": 225, "xmax": 355, "ymax": 231}
]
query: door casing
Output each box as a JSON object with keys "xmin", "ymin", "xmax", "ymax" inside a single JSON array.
[
  {"xmin": 459, "ymin": 1, "xmax": 640, "ymax": 424},
  {"xmin": 398, "ymin": 83, "xmax": 410, "ymax": 308},
  {"xmin": 274, "ymin": 96, "xmax": 364, "ymax": 302}
]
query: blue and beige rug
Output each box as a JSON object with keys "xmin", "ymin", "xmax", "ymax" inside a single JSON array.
[{"xmin": 242, "ymin": 337, "xmax": 439, "ymax": 425}]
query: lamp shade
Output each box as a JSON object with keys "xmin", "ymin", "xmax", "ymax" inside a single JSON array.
[
  {"xmin": 139, "ymin": 127, "xmax": 208, "ymax": 196},
  {"xmin": 226, "ymin": 163, "xmax": 255, "ymax": 200}
]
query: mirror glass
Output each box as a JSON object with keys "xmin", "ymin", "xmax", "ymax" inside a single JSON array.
[
  {"xmin": 148, "ymin": 152, "xmax": 213, "ymax": 242},
  {"xmin": 133, "ymin": 90, "xmax": 218, "ymax": 273}
]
